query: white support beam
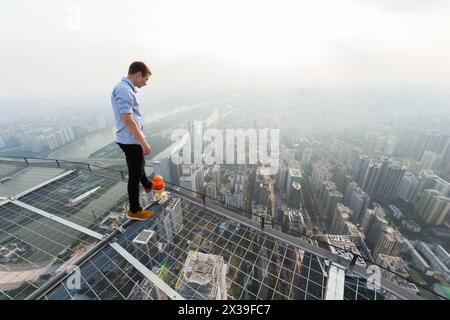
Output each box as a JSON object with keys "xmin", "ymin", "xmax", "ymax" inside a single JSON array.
[
  {"xmin": 0, "ymin": 196, "xmax": 9, "ymax": 206},
  {"xmin": 109, "ymin": 242, "xmax": 185, "ymax": 300},
  {"xmin": 12, "ymin": 199, "xmax": 104, "ymax": 240},
  {"xmin": 325, "ymin": 263, "xmax": 346, "ymax": 300}
]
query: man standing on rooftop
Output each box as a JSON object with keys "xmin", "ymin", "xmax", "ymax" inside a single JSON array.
[{"xmin": 111, "ymin": 61, "xmax": 154, "ymax": 220}]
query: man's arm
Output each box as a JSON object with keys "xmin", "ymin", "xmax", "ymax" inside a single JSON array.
[{"xmin": 121, "ymin": 114, "xmax": 151, "ymax": 155}]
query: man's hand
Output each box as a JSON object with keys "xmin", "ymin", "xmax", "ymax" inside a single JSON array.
[
  {"xmin": 141, "ymin": 141, "xmax": 151, "ymax": 156},
  {"xmin": 121, "ymin": 114, "xmax": 151, "ymax": 155}
]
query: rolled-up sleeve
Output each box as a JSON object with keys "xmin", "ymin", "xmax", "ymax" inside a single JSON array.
[{"xmin": 114, "ymin": 87, "xmax": 133, "ymax": 114}]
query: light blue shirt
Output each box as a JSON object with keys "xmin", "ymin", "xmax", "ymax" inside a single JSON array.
[{"xmin": 111, "ymin": 77, "xmax": 144, "ymax": 144}]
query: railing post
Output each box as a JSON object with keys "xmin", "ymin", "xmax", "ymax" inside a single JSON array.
[
  {"xmin": 350, "ymin": 253, "xmax": 358, "ymax": 267},
  {"xmin": 88, "ymin": 164, "xmax": 92, "ymax": 173},
  {"xmin": 56, "ymin": 160, "xmax": 60, "ymax": 168},
  {"xmin": 24, "ymin": 157, "xmax": 29, "ymax": 165},
  {"xmin": 120, "ymin": 171, "xmax": 125, "ymax": 181}
]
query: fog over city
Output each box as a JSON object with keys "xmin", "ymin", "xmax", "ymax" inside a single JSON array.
[{"xmin": 1, "ymin": 0, "xmax": 450, "ymax": 103}]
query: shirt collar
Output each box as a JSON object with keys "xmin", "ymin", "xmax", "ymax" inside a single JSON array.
[{"xmin": 122, "ymin": 77, "xmax": 137, "ymax": 93}]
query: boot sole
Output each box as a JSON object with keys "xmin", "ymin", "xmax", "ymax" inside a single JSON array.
[
  {"xmin": 126, "ymin": 212, "xmax": 155, "ymax": 221},
  {"xmin": 126, "ymin": 215, "xmax": 148, "ymax": 221}
]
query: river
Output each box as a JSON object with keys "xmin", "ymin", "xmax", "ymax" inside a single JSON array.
[{"xmin": 48, "ymin": 103, "xmax": 210, "ymax": 160}]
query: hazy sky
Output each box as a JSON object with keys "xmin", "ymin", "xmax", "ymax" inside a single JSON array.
[{"xmin": 1, "ymin": 0, "xmax": 450, "ymax": 102}]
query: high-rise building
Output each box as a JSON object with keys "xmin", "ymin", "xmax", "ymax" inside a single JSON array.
[
  {"xmin": 287, "ymin": 181, "xmax": 302, "ymax": 209},
  {"xmin": 156, "ymin": 208, "xmax": 174, "ymax": 243},
  {"xmin": 433, "ymin": 244, "xmax": 450, "ymax": 266},
  {"xmin": 361, "ymin": 207, "xmax": 389, "ymax": 251},
  {"xmin": 179, "ymin": 175, "xmax": 196, "ymax": 193},
  {"xmin": 406, "ymin": 130, "xmax": 448, "ymax": 161},
  {"xmin": 132, "ymin": 229, "xmax": 160, "ymax": 269},
  {"xmin": 416, "ymin": 242, "xmax": 450, "ymax": 282},
  {"xmin": 205, "ymin": 182, "xmax": 217, "ymax": 199},
  {"xmin": 233, "ymin": 192, "xmax": 244, "ymax": 209},
  {"xmin": 431, "ymin": 177, "xmax": 450, "ymax": 197},
  {"xmin": 281, "ymin": 147, "xmax": 296, "ymax": 166},
  {"xmin": 325, "ymin": 190, "xmax": 343, "ymax": 224},
  {"xmin": 346, "ymin": 148, "xmax": 361, "ymax": 175},
  {"xmin": 323, "ymin": 235, "xmax": 367, "ymax": 268},
  {"xmin": 286, "ymin": 168, "xmax": 303, "ymax": 199},
  {"xmin": 254, "ymin": 181, "xmax": 270, "ymax": 206},
  {"xmin": 152, "ymin": 157, "xmax": 171, "ymax": 183},
  {"xmin": 397, "ymin": 172, "xmax": 419, "ymax": 203},
  {"xmin": 416, "ymin": 170, "xmax": 438, "ymax": 198},
  {"xmin": 311, "ymin": 160, "xmax": 332, "ymax": 193},
  {"xmin": 224, "ymin": 190, "xmax": 244, "ymax": 209},
  {"xmin": 277, "ymin": 166, "xmax": 289, "ymax": 193},
  {"xmin": 376, "ymin": 254, "xmax": 409, "ymax": 281},
  {"xmin": 330, "ymin": 203, "xmax": 353, "ymax": 235},
  {"xmin": 165, "ymin": 196, "xmax": 183, "ymax": 235},
  {"xmin": 375, "ymin": 254, "xmax": 419, "ymax": 297},
  {"xmin": 361, "ymin": 161, "xmax": 382, "ymax": 199},
  {"xmin": 411, "ymin": 130, "xmax": 437, "ymax": 160},
  {"xmin": 372, "ymin": 226, "xmax": 405, "ymax": 258},
  {"xmin": 388, "ymin": 204, "xmax": 403, "ymax": 220},
  {"xmin": 224, "ymin": 192, "xmax": 234, "ymax": 207},
  {"xmin": 344, "ymin": 182, "xmax": 370, "ymax": 224},
  {"xmin": 332, "ymin": 162, "xmax": 352, "ymax": 194},
  {"xmin": 169, "ymin": 160, "xmax": 181, "ymax": 185},
  {"xmin": 418, "ymin": 151, "xmax": 443, "ymax": 172},
  {"xmin": 320, "ymin": 181, "xmax": 343, "ymax": 223},
  {"xmin": 416, "ymin": 189, "xmax": 439, "ymax": 215},
  {"xmin": 441, "ymin": 142, "xmax": 450, "ymax": 172},
  {"xmin": 416, "ymin": 171, "xmax": 450, "ymax": 198},
  {"xmin": 416, "ymin": 190, "xmax": 450, "ymax": 225},
  {"xmin": 343, "ymin": 220, "xmax": 362, "ymax": 237},
  {"xmin": 179, "ymin": 164, "xmax": 204, "ymax": 194},
  {"xmin": 194, "ymin": 165, "xmax": 205, "ymax": 193},
  {"xmin": 355, "ymin": 156, "xmax": 370, "ymax": 187},
  {"xmin": 403, "ymin": 240, "xmax": 431, "ymax": 272},
  {"xmin": 283, "ymin": 208, "xmax": 306, "ymax": 236},
  {"xmin": 319, "ymin": 180, "xmax": 333, "ymax": 204},
  {"xmin": 177, "ymin": 251, "xmax": 228, "ymax": 300},
  {"xmin": 375, "ymin": 159, "xmax": 406, "ymax": 203},
  {"xmin": 211, "ymin": 165, "xmax": 222, "ymax": 191}
]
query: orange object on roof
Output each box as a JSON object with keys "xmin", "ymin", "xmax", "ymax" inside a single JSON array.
[{"xmin": 153, "ymin": 175, "xmax": 165, "ymax": 190}]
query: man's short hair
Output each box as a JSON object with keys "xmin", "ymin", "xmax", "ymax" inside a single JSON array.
[{"xmin": 128, "ymin": 61, "xmax": 151, "ymax": 76}]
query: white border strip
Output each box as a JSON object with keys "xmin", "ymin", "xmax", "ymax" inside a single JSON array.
[
  {"xmin": 109, "ymin": 242, "xmax": 184, "ymax": 300},
  {"xmin": 15, "ymin": 170, "xmax": 75, "ymax": 199},
  {"xmin": 12, "ymin": 200, "xmax": 104, "ymax": 240}
]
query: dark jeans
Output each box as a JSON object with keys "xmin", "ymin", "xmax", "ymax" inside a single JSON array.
[{"xmin": 117, "ymin": 143, "xmax": 152, "ymax": 213}]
